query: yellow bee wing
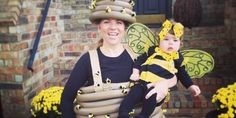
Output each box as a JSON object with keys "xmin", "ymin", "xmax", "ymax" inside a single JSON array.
[
  {"xmin": 180, "ymin": 49, "xmax": 215, "ymax": 79},
  {"xmin": 126, "ymin": 23, "xmax": 158, "ymax": 55}
]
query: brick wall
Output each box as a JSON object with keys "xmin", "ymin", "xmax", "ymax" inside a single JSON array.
[
  {"xmin": 200, "ymin": 0, "xmax": 225, "ymax": 26},
  {"xmin": 0, "ymin": 0, "xmax": 21, "ymax": 25},
  {"xmin": 184, "ymin": 26, "xmax": 231, "ymax": 76},
  {"xmin": 225, "ymin": 0, "xmax": 236, "ymax": 75},
  {"xmin": 0, "ymin": 0, "xmax": 64, "ymax": 117},
  {"xmin": 53, "ymin": 0, "xmax": 99, "ymax": 85}
]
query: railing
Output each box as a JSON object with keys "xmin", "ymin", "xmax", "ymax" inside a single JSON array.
[{"xmin": 27, "ymin": 0, "xmax": 51, "ymax": 71}]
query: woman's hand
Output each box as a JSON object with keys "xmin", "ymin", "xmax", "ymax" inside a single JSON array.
[
  {"xmin": 145, "ymin": 81, "xmax": 168, "ymax": 102},
  {"xmin": 130, "ymin": 68, "xmax": 140, "ymax": 81},
  {"xmin": 145, "ymin": 76, "xmax": 177, "ymax": 102},
  {"xmin": 188, "ymin": 85, "xmax": 201, "ymax": 96}
]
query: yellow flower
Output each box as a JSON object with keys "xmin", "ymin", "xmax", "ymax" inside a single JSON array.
[
  {"xmin": 218, "ymin": 113, "xmax": 228, "ymax": 118},
  {"xmin": 211, "ymin": 82, "xmax": 236, "ymax": 118},
  {"xmin": 30, "ymin": 86, "xmax": 64, "ymax": 118}
]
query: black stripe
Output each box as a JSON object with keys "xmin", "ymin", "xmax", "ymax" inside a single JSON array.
[{"xmin": 141, "ymin": 64, "xmax": 174, "ymax": 79}]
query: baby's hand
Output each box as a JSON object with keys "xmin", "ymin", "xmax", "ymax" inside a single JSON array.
[
  {"xmin": 130, "ymin": 73, "xmax": 140, "ymax": 81},
  {"xmin": 188, "ymin": 85, "xmax": 201, "ymax": 96}
]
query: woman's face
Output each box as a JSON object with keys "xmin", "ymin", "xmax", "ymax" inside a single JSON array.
[
  {"xmin": 159, "ymin": 33, "xmax": 181, "ymax": 54},
  {"xmin": 98, "ymin": 18, "xmax": 125, "ymax": 46}
]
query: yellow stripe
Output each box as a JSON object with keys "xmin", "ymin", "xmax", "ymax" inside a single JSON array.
[{"xmin": 140, "ymin": 71, "xmax": 165, "ymax": 83}]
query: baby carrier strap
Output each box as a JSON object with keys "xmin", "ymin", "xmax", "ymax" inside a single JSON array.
[{"xmin": 89, "ymin": 49, "xmax": 103, "ymax": 92}]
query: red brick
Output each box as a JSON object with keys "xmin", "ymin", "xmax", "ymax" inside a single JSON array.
[
  {"xmin": 3, "ymin": 74, "xmax": 14, "ymax": 82},
  {"xmin": 11, "ymin": 42, "xmax": 29, "ymax": 50},
  {"xmin": 216, "ymin": 79, "xmax": 223, "ymax": 85},
  {"xmin": 204, "ymin": 78, "xmax": 210, "ymax": 85},
  {"xmin": 0, "ymin": 51, "xmax": 18, "ymax": 59},
  {"xmin": 51, "ymin": 16, "xmax": 56, "ymax": 21},
  {"xmin": 10, "ymin": 97, "xmax": 24, "ymax": 104},
  {"xmin": 167, "ymin": 95, "xmax": 174, "ymax": 108},
  {"xmin": 0, "ymin": 74, "xmax": 7, "ymax": 81},
  {"xmin": 179, "ymin": 94, "xmax": 188, "ymax": 108},
  {"xmin": 87, "ymin": 32, "xmax": 97, "ymax": 38},
  {"xmin": 1, "ymin": 44, "xmax": 11, "ymax": 51},
  {"xmin": 13, "ymin": 67, "xmax": 28, "ymax": 74},
  {"xmin": 210, "ymin": 78, "xmax": 216, "ymax": 85},
  {"xmin": 193, "ymin": 96, "xmax": 201, "ymax": 108},
  {"xmin": 199, "ymin": 95, "xmax": 208, "ymax": 108}
]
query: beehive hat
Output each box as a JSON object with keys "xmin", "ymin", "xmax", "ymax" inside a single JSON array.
[{"xmin": 89, "ymin": 0, "xmax": 136, "ymax": 24}]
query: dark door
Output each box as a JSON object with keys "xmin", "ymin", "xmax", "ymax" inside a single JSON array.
[
  {"xmin": 133, "ymin": 0, "xmax": 172, "ymax": 26},
  {"xmin": 134, "ymin": 0, "xmax": 167, "ymax": 14}
]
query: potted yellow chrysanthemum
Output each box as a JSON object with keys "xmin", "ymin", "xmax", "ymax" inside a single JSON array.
[
  {"xmin": 206, "ymin": 82, "xmax": 236, "ymax": 118},
  {"xmin": 30, "ymin": 86, "xmax": 63, "ymax": 118}
]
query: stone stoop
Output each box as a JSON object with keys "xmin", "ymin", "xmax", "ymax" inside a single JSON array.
[
  {"xmin": 162, "ymin": 76, "xmax": 235, "ymax": 118},
  {"xmin": 162, "ymin": 83, "xmax": 214, "ymax": 118}
]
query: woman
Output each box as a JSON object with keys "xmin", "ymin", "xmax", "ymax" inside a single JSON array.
[{"xmin": 60, "ymin": 0, "xmax": 175, "ymax": 117}]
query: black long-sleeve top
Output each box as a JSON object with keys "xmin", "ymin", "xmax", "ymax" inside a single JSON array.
[
  {"xmin": 60, "ymin": 48, "xmax": 133, "ymax": 118},
  {"xmin": 134, "ymin": 46, "xmax": 193, "ymax": 89}
]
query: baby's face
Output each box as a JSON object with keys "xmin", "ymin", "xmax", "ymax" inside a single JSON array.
[{"xmin": 159, "ymin": 33, "xmax": 181, "ymax": 54}]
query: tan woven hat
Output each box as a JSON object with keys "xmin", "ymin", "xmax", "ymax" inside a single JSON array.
[{"xmin": 89, "ymin": 0, "xmax": 136, "ymax": 24}]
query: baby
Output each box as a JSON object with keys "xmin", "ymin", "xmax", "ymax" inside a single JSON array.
[{"xmin": 118, "ymin": 20, "xmax": 201, "ymax": 118}]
